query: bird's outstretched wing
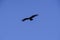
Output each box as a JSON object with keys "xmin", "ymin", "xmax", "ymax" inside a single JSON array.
[
  {"xmin": 22, "ymin": 18, "xmax": 29, "ymax": 21},
  {"xmin": 30, "ymin": 14, "xmax": 38, "ymax": 18}
]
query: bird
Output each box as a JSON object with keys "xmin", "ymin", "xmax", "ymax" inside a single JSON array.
[{"xmin": 22, "ymin": 14, "xmax": 38, "ymax": 22}]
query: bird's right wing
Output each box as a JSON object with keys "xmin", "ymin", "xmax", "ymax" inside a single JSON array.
[{"xmin": 30, "ymin": 14, "xmax": 38, "ymax": 18}]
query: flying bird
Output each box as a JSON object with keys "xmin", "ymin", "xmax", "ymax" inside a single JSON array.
[{"xmin": 22, "ymin": 14, "xmax": 38, "ymax": 22}]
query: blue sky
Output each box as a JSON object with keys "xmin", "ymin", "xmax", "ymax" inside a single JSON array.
[{"xmin": 0, "ymin": 0, "xmax": 60, "ymax": 40}]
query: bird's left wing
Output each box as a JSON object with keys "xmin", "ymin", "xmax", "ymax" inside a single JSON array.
[{"xmin": 22, "ymin": 18, "xmax": 29, "ymax": 21}]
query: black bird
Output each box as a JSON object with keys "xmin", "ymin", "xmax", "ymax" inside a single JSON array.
[{"xmin": 22, "ymin": 14, "xmax": 38, "ymax": 22}]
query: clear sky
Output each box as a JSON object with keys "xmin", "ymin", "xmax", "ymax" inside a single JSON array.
[{"xmin": 0, "ymin": 0, "xmax": 60, "ymax": 40}]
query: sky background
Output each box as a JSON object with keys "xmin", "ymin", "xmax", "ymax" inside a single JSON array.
[{"xmin": 0, "ymin": 0, "xmax": 60, "ymax": 40}]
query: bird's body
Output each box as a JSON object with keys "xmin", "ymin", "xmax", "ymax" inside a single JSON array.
[{"xmin": 22, "ymin": 14, "xmax": 38, "ymax": 22}]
